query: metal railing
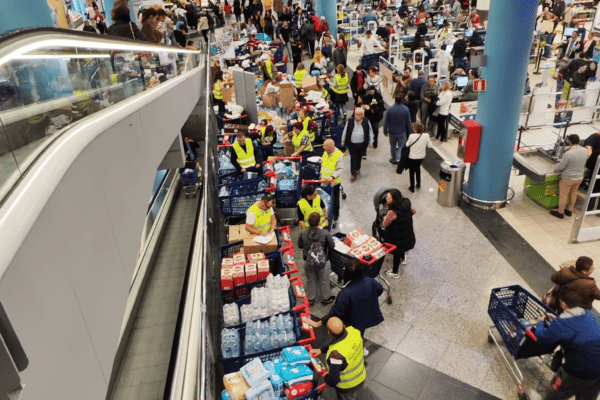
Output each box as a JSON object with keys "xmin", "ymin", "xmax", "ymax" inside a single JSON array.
[{"xmin": 0, "ymin": 28, "xmax": 201, "ymax": 206}]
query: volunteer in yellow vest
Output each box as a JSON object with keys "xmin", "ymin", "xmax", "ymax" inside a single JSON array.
[
  {"xmin": 289, "ymin": 121, "xmax": 313, "ymax": 156},
  {"xmin": 320, "ymin": 139, "xmax": 344, "ymax": 228},
  {"xmin": 245, "ymin": 193, "xmax": 277, "ymax": 236},
  {"xmin": 294, "ymin": 62, "xmax": 307, "ymax": 94},
  {"xmin": 318, "ymin": 78, "xmax": 329, "ymax": 102},
  {"xmin": 330, "ymin": 64, "xmax": 349, "ymax": 121},
  {"xmin": 298, "ymin": 108, "xmax": 317, "ymax": 143},
  {"xmin": 255, "ymin": 124, "xmax": 276, "ymax": 158},
  {"xmin": 231, "ymin": 131, "xmax": 262, "ymax": 173},
  {"xmin": 213, "ymin": 70, "xmax": 226, "ymax": 113},
  {"xmin": 309, "ymin": 317, "xmax": 367, "ymax": 400},
  {"xmin": 297, "ymin": 185, "xmax": 327, "ymax": 229}
]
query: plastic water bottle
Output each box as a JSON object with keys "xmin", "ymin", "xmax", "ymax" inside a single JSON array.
[
  {"xmin": 222, "ymin": 336, "xmax": 231, "ymax": 358},
  {"xmin": 271, "ymin": 331, "xmax": 281, "ymax": 349},
  {"xmin": 231, "ymin": 331, "xmax": 240, "ymax": 357},
  {"xmin": 283, "ymin": 314, "xmax": 293, "ymax": 332},
  {"xmin": 252, "ymin": 332, "xmax": 262, "ymax": 353}
]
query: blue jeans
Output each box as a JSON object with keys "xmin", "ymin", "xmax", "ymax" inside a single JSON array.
[
  {"xmin": 388, "ymin": 133, "xmax": 406, "ymax": 162},
  {"xmin": 285, "ymin": 41, "xmax": 293, "ymax": 59}
]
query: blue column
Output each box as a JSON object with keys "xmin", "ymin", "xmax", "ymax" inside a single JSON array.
[
  {"xmin": 465, "ymin": 0, "xmax": 538, "ymax": 202},
  {"xmin": 316, "ymin": 0, "xmax": 337, "ymax": 37},
  {"xmin": 0, "ymin": 0, "xmax": 53, "ymax": 35}
]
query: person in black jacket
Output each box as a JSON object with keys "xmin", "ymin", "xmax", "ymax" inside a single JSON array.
[
  {"xmin": 404, "ymin": 91, "xmax": 420, "ymax": 125},
  {"xmin": 107, "ymin": 5, "xmax": 147, "ymax": 40},
  {"xmin": 341, "ymin": 108, "xmax": 373, "ymax": 180},
  {"xmin": 83, "ymin": 20, "xmax": 98, "ymax": 33},
  {"xmin": 363, "ymin": 87, "xmax": 385, "ymax": 148},
  {"xmin": 233, "ymin": 0, "xmax": 242, "ymax": 22},
  {"xmin": 572, "ymin": 63, "xmax": 588, "ymax": 89},
  {"xmin": 382, "ymin": 189, "xmax": 416, "ymax": 278},
  {"xmin": 350, "ymin": 65, "xmax": 367, "ymax": 104}
]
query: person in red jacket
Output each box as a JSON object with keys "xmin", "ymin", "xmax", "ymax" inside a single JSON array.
[{"xmin": 311, "ymin": 13, "xmax": 321, "ymax": 36}]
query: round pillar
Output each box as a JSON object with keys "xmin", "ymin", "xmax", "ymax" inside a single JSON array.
[{"xmin": 465, "ymin": 0, "xmax": 538, "ymax": 202}]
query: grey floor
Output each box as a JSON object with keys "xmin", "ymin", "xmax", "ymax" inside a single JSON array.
[{"xmin": 109, "ymin": 188, "xmax": 199, "ymax": 400}]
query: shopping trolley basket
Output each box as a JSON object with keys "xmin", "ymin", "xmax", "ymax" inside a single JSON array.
[
  {"xmin": 487, "ymin": 285, "xmax": 557, "ymax": 400},
  {"xmin": 329, "ymin": 232, "xmax": 395, "ymax": 304},
  {"xmin": 218, "ymin": 175, "xmax": 276, "ymax": 220}
]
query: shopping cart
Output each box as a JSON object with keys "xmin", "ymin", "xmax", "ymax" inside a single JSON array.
[
  {"xmin": 487, "ymin": 285, "xmax": 557, "ymax": 400},
  {"xmin": 263, "ymin": 157, "xmax": 303, "ymax": 225},
  {"xmin": 218, "ymin": 175, "xmax": 276, "ymax": 226},
  {"xmin": 180, "ymin": 167, "xmax": 200, "ymax": 199},
  {"xmin": 329, "ymin": 232, "xmax": 395, "ymax": 304},
  {"xmin": 299, "ymin": 153, "xmax": 347, "ymax": 200},
  {"xmin": 329, "ymin": 124, "xmax": 346, "ymax": 152},
  {"xmin": 300, "ymin": 179, "xmax": 335, "ymax": 232},
  {"xmin": 221, "ymin": 303, "xmax": 316, "ymax": 374}
]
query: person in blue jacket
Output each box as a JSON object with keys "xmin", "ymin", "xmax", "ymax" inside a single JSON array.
[
  {"xmin": 304, "ymin": 259, "xmax": 384, "ymax": 357},
  {"xmin": 529, "ymin": 289, "xmax": 600, "ymax": 400}
]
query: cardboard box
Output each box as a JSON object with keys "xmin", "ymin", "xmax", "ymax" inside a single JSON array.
[
  {"xmin": 257, "ymin": 260, "xmax": 270, "ymax": 280},
  {"xmin": 245, "ymin": 262, "xmax": 258, "ymax": 283},
  {"xmin": 221, "ymin": 267, "xmax": 234, "ymax": 290},
  {"xmin": 260, "ymin": 81, "xmax": 280, "ymax": 96},
  {"xmin": 285, "ymin": 140, "xmax": 295, "ymax": 157},
  {"xmin": 248, "ymin": 252, "xmax": 266, "ymax": 261},
  {"xmin": 302, "ymin": 76, "xmax": 319, "ymax": 93},
  {"xmin": 229, "ymin": 225, "xmax": 242, "ymax": 243},
  {"xmin": 279, "ymin": 83, "xmax": 296, "ymax": 109},
  {"xmin": 243, "ymin": 234, "xmax": 279, "ymax": 255},
  {"xmin": 222, "ymin": 85, "xmax": 235, "ymax": 103},
  {"xmin": 232, "ymin": 265, "xmax": 246, "ymax": 286},
  {"xmin": 262, "ymin": 93, "xmax": 279, "ymax": 108},
  {"xmin": 233, "ymin": 252, "xmax": 246, "ymax": 264}
]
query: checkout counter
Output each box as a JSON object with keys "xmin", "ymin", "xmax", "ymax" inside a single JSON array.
[{"xmin": 513, "ymin": 144, "xmax": 563, "ymax": 208}]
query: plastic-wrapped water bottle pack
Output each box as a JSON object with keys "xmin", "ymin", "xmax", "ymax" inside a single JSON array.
[
  {"xmin": 221, "ymin": 328, "xmax": 240, "ymax": 359},
  {"xmin": 223, "ymin": 303, "xmax": 240, "ymax": 326},
  {"xmin": 244, "ymin": 314, "xmax": 295, "ymax": 355},
  {"xmin": 316, "ymin": 188, "xmax": 331, "ymax": 212},
  {"xmin": 219, "ymin": 186, "xmax": 231, "ymax": 197},
  {"xmin": 218, "ymin": 148, "xmax": 235, "ymax": 172}
]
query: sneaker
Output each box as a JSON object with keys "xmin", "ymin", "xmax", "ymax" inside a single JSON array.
[
  {"xmin": 401, "ymin": 256, "xmax": 407, "ymax": 265},
  {"xmin": 565, "ymin": 210, "xmax": 572, "ymax": 217},
  {"xmin": 350, "ymin": 175, "xmax": 356, "ymax": 181},
  {"xmin": 408, "ymin": 187, "xmax": 415, "ymax": 193},
  {"xmin": 363, "ymin": 348, "xmax": 369, "ymax": 357},
  {"xmin": 416, "ymin": 184, "xmax": 421, "ymax": 189},
  {"xmin": 333, "ymin": 219, "xmax": 338, "ymax": 228},
  {"xmin": 389, "ymin": 158, "xmax": 398, "ymax": 164},
  {"xmin": 550, "ymin": 210, "xmax": 564, "ymax": 219},
  {"xmin": 385, "ymin": 270, "xmax": 400, "ymax": 279},
  {"xmin": 321, "ymin": 296, "xmax": 336, "ymax": 305}
]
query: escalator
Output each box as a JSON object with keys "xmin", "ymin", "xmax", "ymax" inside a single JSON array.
[{"xmin": 0, "ymin": 28, "xmax": 217, "ymax": 400}]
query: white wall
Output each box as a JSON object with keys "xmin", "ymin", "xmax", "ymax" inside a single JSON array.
[
  {"xmin": 477, "ymin": 0, "xmax": 490, "ymax": 11},
  {"xmin": 0, "ymin": 68, "xmax": 203, "ymax": 400}
]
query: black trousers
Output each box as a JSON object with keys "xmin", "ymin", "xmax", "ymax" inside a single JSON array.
[
  {"xmin": 541, "ymin": 366, "xmax": 600, "ymax": 400},
  {"xmin": 392, "ymin": 252, "xmax": 405, "ymax": 273},
  {"xmin": 333, "ymin": 183, "xmax": 340, "ymax": 220},
  {"xmin": 364, "ymin": 119, "xmax": 379, "ymax": 156},
  {"xmin": 347, "ymin": 142, "xmax": 365, "ymax": 176},
  {"xmin": 436, "ymin": 114, "xmax": 448, "ymax": 142},
  {"xmin": 407, "ymin": 158, "xmax": 423, "ymax": 189},
  {"xmin": 307, "ymin": 40, "xmax": 315, "ymax": 57}
]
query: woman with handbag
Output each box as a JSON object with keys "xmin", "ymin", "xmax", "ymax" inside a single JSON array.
[
  {"xmin": 435, "ymin": 81, "xmax": 452, "ymax": 142},
  {"xmin": 382, "ymin": 189, "xmax": 416, "ymax": 278},
  {"xmin": 405, "ymin": 122, "xmax": 432, "ymax": 193},
  {"xmin": 107, "ymin": 5, "xmax": 147, "ymax": 40}
]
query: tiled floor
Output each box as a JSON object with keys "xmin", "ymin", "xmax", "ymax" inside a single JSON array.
[{"xmin": 281, "ymin": 37, "xmax": 595, "ymax": 399}]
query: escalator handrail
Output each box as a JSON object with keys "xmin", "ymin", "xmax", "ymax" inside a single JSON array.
[
  {"xmin": 0, "ymin": 37, "xmax": 204, "ymax": 282},
  {"xmin": 0, "ymin": 27, "xmax": 198, "ymax": 65}
]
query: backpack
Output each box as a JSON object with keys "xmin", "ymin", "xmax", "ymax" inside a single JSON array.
[{"xmin": 307, "ymin": 240, "xmax": 326, "ymax": 268}]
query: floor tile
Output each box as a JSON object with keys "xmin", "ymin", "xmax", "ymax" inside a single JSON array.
[
  {"xmin": 374, "ymin": 353, "xmax": 435, "ymax": 400},
  {"xmin": 435, "ymin": 342, "xmax": 492, "ymax": 388},
  {"xmin": 417, "ymin": 370, "xmax": 484, "ymax": 400},
  {"xmin": 395, "ymin": 326, "xmax": 451, "ymax": 368},
  {"xmin": 364, "ymin": 316, "xmax": 410, "ymax": 351}
]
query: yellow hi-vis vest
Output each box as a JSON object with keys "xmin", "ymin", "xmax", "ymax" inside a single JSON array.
[
  {"xmin": 232, "ymin": 138, "xmax": 255, "ymax": 168},
  {"xmin": 326, "ymin": 326, "xmax": 367, "ymax": 390},
  {"xmin": 263, "ymin": 0, "xmax": 272, "ymax": 10},
  {"xmin": 214, "ymin": 81, "xmax": 223, "ymax": 99},
  {"xmin": 295, "ymin": 69, "xmax": 306, "ymax": 87},
  {"xmin": 331, "ymin": 73, "xmax": 348, "ymax": 94},
  {"xmin": 322, "ymin": 87, "xmax": 329, "ymax": 99},
  {"xmin": 265, "ymin": 59, "xmax": 273, "ymax": 78},
  {"xmin": 298, "ymin": 195, "xmax": 327, "ymax": 227},
  {"xmin": 302, "ymin": 116, "xmax": 315, "ymax": 143},
  {"xmin": 260, "ymin": 127, "xmax": 274, "ymax": 143},
  {"xmin": 292, "ymin": 130, "xmax": 313, "ymax": 153},
  {"xmin": 248, "ymin": 203, "xmax": 272, "ymax": 232},
  {"xmin": 73, "ymin": 90, "xmax": 90, "ymax": 108},
  {"xmin": 320, "ymin": 148, "xmax": 343, "ymax": 185}
]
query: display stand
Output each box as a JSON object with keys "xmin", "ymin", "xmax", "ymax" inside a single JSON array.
[
  {"xmin": 412, "ymin": 49, "xmax": 424, "ymax": 76},
  {"xmin": 349, "ymin": 12, "xmax": 360, "ymax": 49}
]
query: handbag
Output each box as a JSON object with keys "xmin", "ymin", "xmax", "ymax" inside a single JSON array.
[{"xmin": 396, "ymin": 133, "xmax": 423, "ymax": 174}]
